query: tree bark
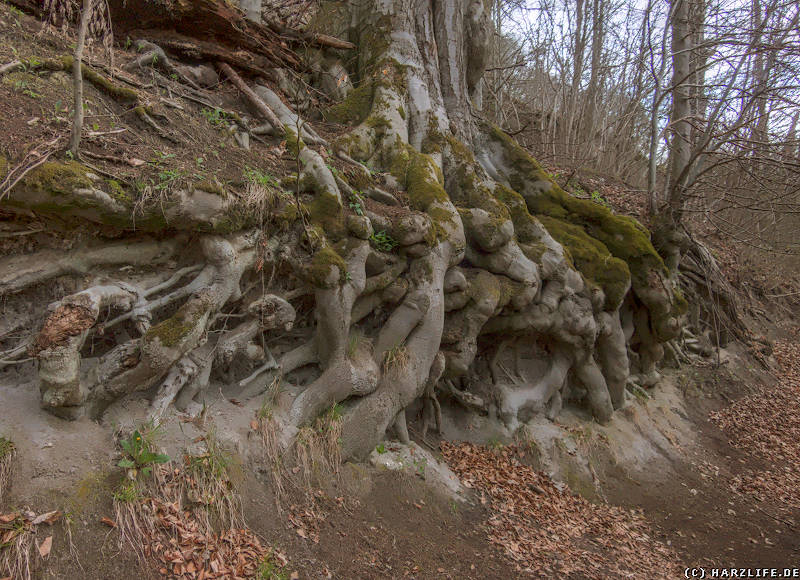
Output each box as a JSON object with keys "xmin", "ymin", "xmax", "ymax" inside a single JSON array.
[{"xmin": 69, "ymin": 0, "xmax": 93, "ymax": 157}]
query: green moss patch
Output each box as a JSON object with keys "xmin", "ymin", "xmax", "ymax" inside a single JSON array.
[
  {"xmin": 21, "ymin": 159, "xmax": 94, "ymax": 196},
  {"xmin": 306, "ymin": 189, "xmax": 346, "ymax": 240},
  {"xmin": 490, "ymin": 123, "xmax": 670, "ymax": 284},
  {"xmin": 308, "ymin": 246, "xmax": 347, "ymax": 288},
  {"xmin": 144, "ymin": 301, "xmax": 205, "ymax": 348},
  {"xmin": 323, "ymin": 81, "xmax": 374, "ymax": 125},
  {"xmin": 538, "ymin": 216, "xmax": 630, "ymax": 310}
]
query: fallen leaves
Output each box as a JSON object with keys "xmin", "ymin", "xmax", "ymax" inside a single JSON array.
[
  {"xmin": 31, "ymin": 511, "xmax": 61, "ymax": 526},
  {"xmin": 440, "ymin": 442, "xmax": 680, "ymax": 578},
  {"xmin": 0, "ymin": 508, "xmax": 61, "ymax": 580},
  {"xmin": 112, "ymin": 464, "xmax": 287, "ymax": 579},
  {"xmin": 37, "ymin": 536, "xmax": 52, "ymax": 558},
  {"xmin": 710, "ymin": 338, "xmax": 800, "ymax": 514}
]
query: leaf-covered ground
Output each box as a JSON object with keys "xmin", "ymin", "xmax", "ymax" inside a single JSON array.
[
  {"xmin": 711, "ymin": 334, "xmax": 800, "ymax": 517},
  {"xmin": 440, "ymin": 442, "xmax": 681, "ymax": 578}
]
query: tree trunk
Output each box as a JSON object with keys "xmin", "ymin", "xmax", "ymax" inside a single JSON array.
[
  {"xmin": 4, "ymin": 0, "xmax": 684, "ymax": 462},
  {"xmin": 69, "ymin": 0, "xmax": 93, "ymax": 157}
]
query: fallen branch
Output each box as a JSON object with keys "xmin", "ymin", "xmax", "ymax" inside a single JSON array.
[{"xmin": 217, "ymin": 62, "xmax": 283, "ymax": 131}]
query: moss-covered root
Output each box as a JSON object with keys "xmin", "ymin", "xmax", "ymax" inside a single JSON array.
[
  {"xmin": 2, "ymin": 158, "xmax": 247, "ymax": 233},
  {"xmin": 40, "ymin": 56, "xmax": 140, "ymax": 104},
  {"xmin": 0, "ymin": 436, "xmax": 16, "ymax": 503},
  {"xmin": 484, "ymin": 124, "xmax": 681, "ymax": 340},
  {"xmin": 278, "ymin": 249, "xmax": 381, "ymax": 448}
]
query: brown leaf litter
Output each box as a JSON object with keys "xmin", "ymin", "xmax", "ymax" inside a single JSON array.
[
  {"xmin": 710, "ymin": 336, "xmax": 800, "ymax": 516},
  {"xmin": 440, "ymin": 442, "xmax": 680, "ymax": 578}
]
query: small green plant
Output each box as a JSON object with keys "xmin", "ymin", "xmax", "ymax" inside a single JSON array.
[
  {"xmin": 117, "ymin": 429, "xmax": 170, "ymax": 477},
  {"xmin": 244, "ymin": 166, "xmax": 280, "ymax": 188},
  {"xmin": 112, "ymin": 479, "xmax": 141, "ymax": 503},
  {"xmin": 22, "ymin": 56, "xmax": 41, "ymax": 69},
  {"xmin": 448, "ymin": 499, "xmax": 459, "ymax": 514},
  {"xmin": 590, "ymin": 190, "xmax": 610, "ymax": 208},
  {"xmin": 155, "ymin": 168, "xmax": 182, "ymax": 191},
  {"xmin": 376, "ymin": 443, "xmax": 386, "ymax": 454},
  {"xmin": 0, "ymin": 436, "xmax": 14, "ymax": 458},
  {"xmin": 348, "ymin": 197, "xmax": 364, "ymax": 216},
  {"xmin": 487, "ymin": 437, "xmax": 505, "ymax": 450},
  {"xmin": 149, "ymin": 150, "xmax": 175, "ymax": 167},
  {"xmin": 256, "ymin": 551, "xmax": 288, "ymax": 580},
  {"xmin": 325, "ymin": 163, "xmax": 339, "ymax": 177},
  {"xmin": 370, "ymin": 230, "xmax": 398, "ymax": 252},
  {"xmin": 8, "ymin": 4, "xmax": 23, "ymax": 24},
  {"xmin": 201, "ymin": 107, "xmax": 230, "ymax": 128}
]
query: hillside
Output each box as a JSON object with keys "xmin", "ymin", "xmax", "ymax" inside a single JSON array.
[{"xmin": 1, "ymin": 1, "xmax": 798, "ymax": 578}]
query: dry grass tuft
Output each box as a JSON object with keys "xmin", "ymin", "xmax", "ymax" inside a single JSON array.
[
  {"xmin": 382, "ymin": 344, "xmax": 409, "ymax": 377},
  {"xmin": 255, "ymin": 375, "xmax": 287, "ymax": 504},
  {"xmin": 0, "ymin": 436, "xmax": 16, "ymax": 503},
  {"xmin": 112, "ymin": 478, "xmax": 154, "ymax": 564},
  {"xmin": 293, "ymin": 405, "xmax": 343, "ymax": 491},
  {"xmin": 0, "ymin": 513, "xmax": 35, "ymax": 580},
  {"xmin": 184, "ymin": 430, "xmax": 244, "ymax": 531}
]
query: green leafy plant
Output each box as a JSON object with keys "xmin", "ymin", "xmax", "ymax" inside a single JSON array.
[
  {"xmin": 348, "ymin": 196, "xmax": 364, "ymax": 216},
  {"xmin": 117, "ymin": 429, "xmax": 170, "ymax": 477},
  {"xmin": 244, "ymin": 166, "xmax": 280, "ymax": 189},
  {"xmin": 201, "ymin": 107, "xmax": 231, "ymax": 128},
  {"xmin": 370, "ymin": 230, "xmax": 398, "ymax": 252},
  {"xmin": 590, "ymin": 190, "xmax": 610, "ymax": 208},
  {"xmin": 376, "ymin": 443, "xmax": 386, "ymax": 454},
  {"xmin": 155, "ymin": 168, "xmax": 182, "ymax": 191}
]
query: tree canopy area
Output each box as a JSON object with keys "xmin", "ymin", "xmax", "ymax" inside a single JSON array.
[{"xmin": 0, "ymin": 0, "xmax": 799, "ymax": 576}]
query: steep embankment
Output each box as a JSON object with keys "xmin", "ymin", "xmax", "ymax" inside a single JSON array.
[{"xmin": 1, "ymin": 2, "xmax": 798, "ymax": 578}]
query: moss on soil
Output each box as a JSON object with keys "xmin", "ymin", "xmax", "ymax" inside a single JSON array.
[{"xmin": 21, "ymin": 159, "xmax": 94, "ymax": 195}]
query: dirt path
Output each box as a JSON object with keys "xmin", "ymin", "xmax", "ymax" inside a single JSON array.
[{"xmin": 603, "ymin": 338, "xmax": 800, "ymax": 570}]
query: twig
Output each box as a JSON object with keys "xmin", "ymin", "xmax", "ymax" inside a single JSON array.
[
  {"xmin": 0, "ymin": 60, "xmax": 23, "ymax": 75},
  {"xmin": 0, "ymin": 227, "xmax": 44, "ymax": 238},
  {"xmin": 217, "ymin": 62, "xmax": 283, "ymax": 131},
  {"xmin": 0, "ymin": 137, "xmax": 61, "ymax": 200}
]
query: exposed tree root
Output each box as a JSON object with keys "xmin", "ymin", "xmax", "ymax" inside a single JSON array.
[{"xmin": 0, "ymin": 0, "xmax": 690, "ymax": 464}]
